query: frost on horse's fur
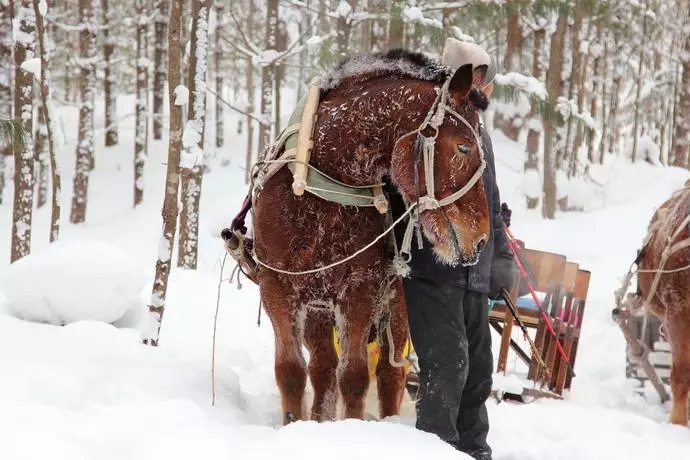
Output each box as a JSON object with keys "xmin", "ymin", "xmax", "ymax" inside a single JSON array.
[{"xmin": 251, "ymin": 49, "xmax": 490, "ymax": 425}]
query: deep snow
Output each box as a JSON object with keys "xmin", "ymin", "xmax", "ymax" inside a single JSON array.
[{"xmin": 1, "ymin": 87, "xmax": 690, "ymax": 459}]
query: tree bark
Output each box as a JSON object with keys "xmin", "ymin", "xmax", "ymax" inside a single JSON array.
[
  {"xmin": 631, "ymin": 0, "xmax": 651, "ymax": 163},
  {"xmin": 214, "ymin": 1, "xmax": 223, "ymax": 148},
  {"xmin": 0, "ymin": 0, "xmax": 11, "ymax": 205},
  {"xmin": 11, "ymin": 0, "xmax": 36, "ymax": 262},
  {"xmin": 147, "ymin": 0, "xmax": 184, "ymax": 347},
  {"xmin": 69, "ymin": 0, "xmax": 96, "ymax": 224},
  {"xmin": 33, "ymin": 0, "xmax": 61, "ymax": 242},
  {"xmin": 244, "ymin": 0, "xmax": 255, "ymax": 184},
  {"xmin": 152, "ymin": 0, "xmax": 168, "ymax": 141},
  {"xmin": 542, "ymin": 14, "xmax": 567, "ymax": 220},
  {"xmin": 524, "ymin": 26, "xmax": 545, "ymax": 209},
  {"xmin": 672, "ymin": 11, "xmax": 690, "ymax": 168},
  {"xmin": 257, "ymin": 0, "xmax": 277, "ymax": 155},
  {"xmin": 134, "ymin": 0, "xmax": 148, "ymax": 207},
  {"xmin": 102, "ymin": 0, "xmax": 117, "ymax": 146},
  {"xmin": 177, "ymin": 0, "xmax": 210, "ymax": 270},
  {"xmin": 35, "ymin": 101, "xmax": 48, "ymax": 208}
]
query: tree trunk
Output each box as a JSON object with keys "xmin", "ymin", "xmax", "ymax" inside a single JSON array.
[
  {"xmin": 35, "ymin": 99, "xmax": 48, "ymax": 207},
  {"xmin": 152, "ymin": 0, "xmax": 168, "ymax": 141},
  {"xmin": 496, "ymin": 0, "xmax": 523, "ymax": 141},
  {"xmin": 134, "ymin": 0, "xmax": 148, "ymax": 207},
  {"xmin": 588, "ymin": 19, "xmax": 603, "ymax": 163},
  {"xmin": 257, "ymin": 0, "xmax": 277, "ymax": 155},
  {"xmin": 33, "ymin": 0, "xmax": 60, "ymax": 242},
  {"xmin": 103, "ymin": 0, "xmax": 117, "ymax": 146},
  {"xmin": 69, "ymin": 0, "xmax": 96, "ymax": 224},
  {"xmin": 524, "ymin": 26, "xmax": 545, "ymax": 209},
  {"xmin": 631, "ymin": 0, "xmax": 651, "ymax": 163},
  {"xmin": 0, "ymin": 0, "xmax": 11, "ymax": 205},
  {"xmin": 672, "ymin": 15, "xmax": 690, "ymax": 168},
  {"xmin": 177, "ymin": 0, "xmax": 210, "ymax": 270},
  {"xmin": 214, "ymin": 1, "xmax": 223, "ymax": 148},
  {"xmin": 11, "ymin": 0, "xmax": 36, "ymax": 263},
  {"xmin": 388, "ymin": 0, "xmax": 404, "ymax": 49},
  {"xmin": 244, "ymin": 0, "xmax": 255, "ymax": 184},
  {"xmin": 147, "ymin": 0, "xmax": 184, "ymax": 347},
  {"xmin": 542, "ymin": 14, "xmax": 567, "ymax": 220}
]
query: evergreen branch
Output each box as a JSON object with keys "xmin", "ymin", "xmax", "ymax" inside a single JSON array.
[{"xmin": 0, "ymin": 118, "xmax": 28, "ymax": 153}]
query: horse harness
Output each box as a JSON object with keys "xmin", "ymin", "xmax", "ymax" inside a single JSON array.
[{"xmin": 612, "ymin": 182, "xmax": 690, "ymax": 402}]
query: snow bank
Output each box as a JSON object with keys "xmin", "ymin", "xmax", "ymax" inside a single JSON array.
[{"xmin": 0, "ymin": 239, "xmax": 148, "ymax": 325}]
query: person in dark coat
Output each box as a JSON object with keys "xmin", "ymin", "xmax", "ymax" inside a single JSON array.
[{"xmin": 384, "ymin": 39, "xmax": 516, "ymax": 460}]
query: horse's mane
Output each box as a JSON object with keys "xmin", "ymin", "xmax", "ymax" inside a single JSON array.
[
  {"xmin": 319, "ymin": 48, "xmax": 452, "ymax": 94},
  {"xmin": 319, "ymin": 48, "xmax": 490, "ymax": 111}
]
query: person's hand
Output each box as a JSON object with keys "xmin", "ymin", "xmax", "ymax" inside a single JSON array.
[
  {"xmin": 489, "ymin": 256, "xmax": 517, "ymax": 300},
  {"xmin": 500, "ymin": 202, "xmax": 512, "ymax": 228}
]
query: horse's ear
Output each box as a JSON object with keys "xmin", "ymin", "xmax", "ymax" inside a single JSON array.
[
  {"xmin": 448, "ymin": 63, "xmax": 473, "ymax": 105},
  {"xmin": 473, "ymin": 64, "xmax": 488, "ymax": 88}
]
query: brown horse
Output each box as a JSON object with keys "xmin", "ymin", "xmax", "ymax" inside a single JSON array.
[
  {"xmin": 636, "ymin": 182, "xmax": 690, "ymax": 426},
  {"xmin": 249, "ymin": 49, "xmax": 491, "ymax": 425}
]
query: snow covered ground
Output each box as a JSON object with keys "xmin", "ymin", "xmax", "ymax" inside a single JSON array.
[{"xmin": 1, "ymin": 90, "xmax": 690, "ymax": 459}]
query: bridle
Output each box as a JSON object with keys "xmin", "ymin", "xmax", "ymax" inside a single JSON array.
[{"xmin": 392, "ymin": 76, "xmax": 487, "ymax": 263}]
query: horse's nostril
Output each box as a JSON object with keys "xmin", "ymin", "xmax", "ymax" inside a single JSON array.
[{"xmin": 475, "ymin": 238, "xmax": 486, "ymax": 253}]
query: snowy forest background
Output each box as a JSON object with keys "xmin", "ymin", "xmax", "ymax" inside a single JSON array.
[{"xmin": 1, "ymin": 0, "xmax": 690, "ymax": 344}]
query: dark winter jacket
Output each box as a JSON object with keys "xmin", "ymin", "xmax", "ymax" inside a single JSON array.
[{"xmin": 384, "ymin": 125, "xmax": 514, "ymax": 294}]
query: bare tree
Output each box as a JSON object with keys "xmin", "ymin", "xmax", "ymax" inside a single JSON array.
[
  {"xmin": 69, "ymin": 0, "xmax": 96, "ymax": 224},
  {"xmin": 11, "ymin": 0, "xmax": 36, "ymax": 263},
  {"xmin": 147, "ymin": 0, "xmax": 184, "ymax": 347},
  {"xmin": 103, "ymin": 0, "xmax": 117, "ymax": 146},
  {"xmin": 244, "ymin": 0, "xmax": 255, "ymax": 184},
  {"xmin": 152, "ymin": 0, "xmax": 168, "ymax": 140},
  {"xmin": 133, "ymin": 0, "xmax": 148, "ymax": 207},
  {"xmin": 33, "ymin": 0, "xmax": 60, "ymax": 242},
  {"xmin": 177, "ymin": 0, "xmax": 210, "ymax": 269}
]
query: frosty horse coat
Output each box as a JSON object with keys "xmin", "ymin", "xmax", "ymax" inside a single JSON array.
[
  {"xmin": 250, "ymin": 50, "xmax": 491, "ymax": 424},
  {"xmin": 636, "ymin": 182, "xmax": 690, "ymax": 426}
]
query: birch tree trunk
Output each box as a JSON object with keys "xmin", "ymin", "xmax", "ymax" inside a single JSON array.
[
  {"xmin": 257, "ymin": 0, "xmax": 277, "ymax": 155},
  {"xmin": 177, "ymin": 0, "xmax": 210, "ymax": 270},
  {"xmin": 152, "ymin": 0, "xmax": 168, "ymax": 141},
  {"xmin": 11, "ymin": 0, "xmax": 36, "ymax": 263},
  {"xmin": 69, "ymin": 0, "xmax": 96, "ymax": 224},
  {"xmin": 214, "ymin": 1, "xmax": 223, "ymax": 148},
  {"xmin": 133, "ymin": 0, "xmax": 148, "ymax": 207},
  {"xmin": 672, "ymin": 13, "xmax": 690, "ymax": 168},
  {"xmin": 244, "ymin": 0, "xmax": 255, "ymax": 184},
  {"xmin": 102, "ymin": 0, "xmax": 117, "ymax": 146},
  {"xmin": 33, "ymin": 0, "xmax": 60, "ymax": 242},
  {"xmin": 147, "ymin": 0, "xmax": 184, "ymax": 347},
  {"xmin": 0, "ymin": 0, "xmax": 13, "ymax": 205}
]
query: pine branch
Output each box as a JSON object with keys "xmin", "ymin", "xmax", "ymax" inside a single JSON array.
[{"xmin": 0, "ymin": 118, "xmax": 28, "ymax": 153}]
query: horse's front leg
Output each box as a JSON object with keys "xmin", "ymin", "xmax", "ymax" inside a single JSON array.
[
  {"xmin": 376, "ymin": 278, "xmax": 409, "ymax": 419},
  {"xmin": 336, "ymin": 294, "xmax": 377, "ymax": 419}
]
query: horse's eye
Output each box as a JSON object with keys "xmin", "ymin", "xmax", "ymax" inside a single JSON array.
[{"xmin": 457, "ymin": 144, "xmax": 471, "ymax": 155}]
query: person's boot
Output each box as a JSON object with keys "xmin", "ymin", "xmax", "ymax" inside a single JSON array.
[{"xmin": 468, "ymin": 448, "xmax": 492, "ymax": 460}]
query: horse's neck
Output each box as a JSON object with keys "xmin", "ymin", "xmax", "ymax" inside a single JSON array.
[{"xmin": 312, "ymin": 81, "xmax": 436, "ymax": 186}]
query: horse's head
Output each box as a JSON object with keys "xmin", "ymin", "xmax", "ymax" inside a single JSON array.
[{"xmin": 391, "ymin": 63, "xmax": 490, "ymax": 267}]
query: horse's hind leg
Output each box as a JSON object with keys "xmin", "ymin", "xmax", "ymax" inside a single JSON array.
[
  {"xmin": 337, "ymin": 296, "xmax": 376, "ymax": 419},
  {"xmin": 260, "ymin": 278, "xmax": 307, "ymax": 425},
  {"xmin": 666, "ymin": 309, "xmax": 690, "ymax": 426},
  {"xmin": 376, "ymin": 279, "xmax": 408, "ymax": 418},
  {"xmin": 303, "ymin": 309, "xmax": 338, "ymax": 421}
]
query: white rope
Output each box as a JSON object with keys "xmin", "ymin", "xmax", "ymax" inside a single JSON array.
[{"xmin": 251, "ymin": 202, "xmax": 419, "ymax": 276}]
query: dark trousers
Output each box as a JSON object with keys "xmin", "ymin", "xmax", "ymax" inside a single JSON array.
[{"xmin": 403, "ymin": 277, "xmax": 493, "ymax": 456}]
